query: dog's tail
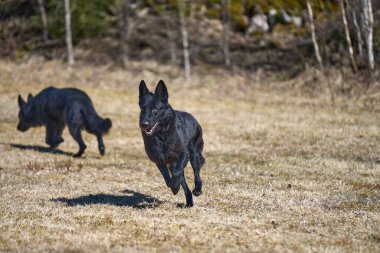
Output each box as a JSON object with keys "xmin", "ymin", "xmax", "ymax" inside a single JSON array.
[{"xmin": 81, "ymin": 108, "xmax": 112, "ymax": 135}]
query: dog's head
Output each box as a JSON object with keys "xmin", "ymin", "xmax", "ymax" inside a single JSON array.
[
  {"xmin": 138, "ymin": 80, "xmax": 173, "ymax": 136},
  {"xmin": 17, "ymin": 94, "xmax": 39, "ymax": 132}
]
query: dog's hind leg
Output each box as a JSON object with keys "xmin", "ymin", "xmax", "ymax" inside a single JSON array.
[
  {"xmin": 190, "ymin": 127, "xmax": 205, "ymax": 196},
  {"xmin": 68, "ymin": 125, "xmax": 86, "ymax": 157},
  {"xmin": 181, "ymin": 172, "xmax": 193, "ymax": 207},
  {"xmin": 190, "ymin": 152, "xmax": 204, "ymax": 196}
]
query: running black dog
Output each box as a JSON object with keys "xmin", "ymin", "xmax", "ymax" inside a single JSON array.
[
  {"xmin": 17, "ymin": 87, "xmax": 112, "ymax": 157},
  {"xmin": 139, "ymin": 80, "xmax": 205, "ymax": 207}
]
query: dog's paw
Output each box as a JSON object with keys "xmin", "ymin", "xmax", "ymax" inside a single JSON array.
[
  {"xmin": 56, "ymin": 137, "xmax": 64, "ymax": 144},
  {"xmin": 49, "ymin": 143, "xmax": 59, "ymax": 149},
  {"xmin": 48, "ymin": 137, "xmax": 64, "ymax": 149},
  {"xmin": 170, "ymin": 185, "xmax": 180, "ymax": 195},
  {"xmin": 170, "ymin": 177, "xmax": 182, "ymax": 195},
  {"xmin": 192, "ymin": 188, "xmax": 202, "ymax": 197},
  {"xmin": 99, "ymin": 146, "xmax": 105, "ymax": 156},
  {"xmin": 72, "ymin": 151, "xmax": 84, "ymax": 158}
]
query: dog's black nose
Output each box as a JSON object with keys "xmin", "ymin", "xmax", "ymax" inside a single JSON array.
[{"xmin": 140, "ymin": 121, "xmax": 149, "ymax": 129}]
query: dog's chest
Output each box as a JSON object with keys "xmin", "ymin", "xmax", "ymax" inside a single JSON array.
[{"xmin": 144, "ymin": 134, "xmax": 183, "ymax": 163}]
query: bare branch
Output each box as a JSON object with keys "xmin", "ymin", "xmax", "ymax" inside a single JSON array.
[{"xmin": 307, "ymin": 2, "xmax": 323, "ymax": 68}]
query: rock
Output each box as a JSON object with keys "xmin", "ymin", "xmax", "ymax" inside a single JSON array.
[
  {"xmin": 247, "ymin": 14, "xmax": 269, "ymax": 34},
  {"xmin": 292, "ymin": 16, "xmax": 302, "ymax": 28},
  {"xmin": 280, "ymin": 9, "xmax": 302, "ymax": 28}
]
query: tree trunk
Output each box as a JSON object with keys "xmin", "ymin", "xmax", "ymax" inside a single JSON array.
[
  {"xmin": 168, "ymin": 22, "xmax": 177, "ymax": 64},
  {"xmin": 122, "ymin": 0, "xmax": 130, "ymax": 41},
  {"xmin": 360, "ymin": 0, "xmax": 374, "ymax": 70},
  {"xmin": 340, "ymin": 0, "xmax": 358, "ymax": 72},
  {"xmin": 222, "ymin": 0, "xmax": 231, "ymax": 66},
  {"xmin": 352, "ymin": 7, "xmax": 363, "ymax": 58},
  {"xmin": 306, "ymin": 2, "xmax": 323, "ymax": 68},
  {"xmin": 119, "ymin": 0, "xmax": 131, "ymax": 68},
  {"xmin": 177, "ymin": 0, "xmax": 191, "ymax": 80},
  {"xmin": 64, "ymin": 0, "xmax": 74, "ymax": 65},
  {"xmin": 37, "ymin": 0, "xmax": 48, "ymax": 43}
]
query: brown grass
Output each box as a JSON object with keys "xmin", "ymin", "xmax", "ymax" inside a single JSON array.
[{"xmin": 0, "ymin": 58, "xmax": 379, "ymax": 252}]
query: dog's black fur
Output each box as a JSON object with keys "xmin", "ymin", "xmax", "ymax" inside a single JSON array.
[
  {"xmin": 17, "ymin": 86, "xmax": 112, "ymax": 157},
  {"xmin": 139, "ymin": 80, "xmax": 205, "ymax": 207}
]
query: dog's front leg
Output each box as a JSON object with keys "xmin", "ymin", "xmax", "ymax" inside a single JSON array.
[
  {"xmin": 45, "ymin": 122, "xmax": 64, "ymax": 148},
  {"xmin": 170, "ymin": 153, "xmax": 188, "ymax": 195},
  {"xmin": 156, "ymin": 163, "xmax": 171, "ymax": 188}
]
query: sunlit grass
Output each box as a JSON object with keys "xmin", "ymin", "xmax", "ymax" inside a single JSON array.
[{"xmin": 0, "ymin": 59, "xmax": 379, "ymax": 252}]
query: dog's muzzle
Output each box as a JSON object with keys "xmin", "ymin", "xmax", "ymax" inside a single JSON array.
[
  {"xmin": 17, "ymin": 123, "xmax": 29, "ymax": 132},
  {"xmin": 140, "ymin": 122, "xmax": 158, "ymax": 136}
]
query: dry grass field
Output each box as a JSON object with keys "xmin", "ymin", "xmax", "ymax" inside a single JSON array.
[{"xmin": 0, "ymin": 58, "xmax": 379, "ymax": 252}]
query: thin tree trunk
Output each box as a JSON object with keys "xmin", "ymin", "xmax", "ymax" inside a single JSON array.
[
  {"xmin": 352, "ymin": 8, "xmax": 363, "ymax": 58},
  {"xmin": 360, "ymin": 0, "xmax": 374, "ymax": 70},
  {"xmin": 64, "ymin": 0, "xmax": 74, "ymax": 65},
  {"xmin": 340, "ymin": 0, "xmax": 358, "ymax": 72},
  {"xmin": 168, "ymin": 22, "xmax": 177, "ymax": 64},
  {"xmin": 222, "ymin": 0, "xmax": 231, "ymax": 66},
  {"xmin": 122, "ymin": 0, "xmax": 129, "ymax": 41},
  {"xmin": 120, "ymin": 0, "xmax": 130, "ymax": 68},
  {"xmin": 177, "ymin": 0, "xmax": 191, "ymax": 80},
  {"xmin": 37, "ymin": 0, "xmax": 48, "ymax": 43},
  {"xmin": 307, "ymin": 2, "xmax": 323, "ymax": 68},
  {"xmin": 307, "ymin": 2, "xmax": 334, "ymax": 102}
]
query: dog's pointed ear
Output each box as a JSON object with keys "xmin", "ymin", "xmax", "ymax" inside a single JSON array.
[
  {"xmin": 18, "ymin": 95, "xmax": 26, "ymax": 108},
  {"xmin": 154, "ymin": 80, "xmax": 168, "ymax": 103},
  {"xmin": 139, "ymin": 80, "xmax": 149, "ymax": 98},
  {"xmin": 27, "ymin": 93, "xmax": 33, "ymax": 102}
]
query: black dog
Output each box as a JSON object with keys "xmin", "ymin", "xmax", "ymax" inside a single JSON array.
[
  {"xmin": 17, "ymin": 86, "xmax": 112, "ymax": 157},
  {"xmin": 139, "ymin": 80, "xmax": 205, "ymax": 207}
]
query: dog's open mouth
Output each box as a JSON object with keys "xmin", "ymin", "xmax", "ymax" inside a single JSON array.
[{"xmin": 142, "ymin": 122, "xmax": 158, "ymax": 136}]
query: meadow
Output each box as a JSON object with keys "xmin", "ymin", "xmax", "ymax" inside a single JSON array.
[{"xmin": 0, "ymin": 58, "xmax": 379, "ymax": 252}]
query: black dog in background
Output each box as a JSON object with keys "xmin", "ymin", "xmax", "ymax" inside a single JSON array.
[
  {"xmin": 139, "ymin": 80, "xmax": 205, "ymax": 207},
  {"xmin": 17, "ymin": 86, "xmax": 112, "ymax": 157}
]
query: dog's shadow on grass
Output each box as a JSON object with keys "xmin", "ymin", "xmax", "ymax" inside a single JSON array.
[
  {"xmin": 51, "ymin": 189, "xmax": 164, "ymax": 209},
  {"xmin": 9, "ymin": 143, "xmax": 73, "ymax": 157}
]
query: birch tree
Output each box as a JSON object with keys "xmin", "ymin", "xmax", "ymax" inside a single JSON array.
[
  {"xmin": 120, "ymin": 0, "xmax": 130, "ymax": 68},
  {"xmin": 122, "ymin": 0, "xmax": 130, "ymax": 41},
  {"xmin": 307, "ymin": 2, "xmax": 323, "ymax": 68},
  {"xmin": 167, "ymin": 18, "xmax": 177, "ymax": 64},
  {"xmin": 221, "ymin": 0, "xmax": 231, "ymax": 66},
  {"xmin": 352, "ymin": 6, "xmax": 363, "ymax": 58},
  {"xmin": 340, "ymin": 0, "xmax": 357, "ymax": 72},
  {"xmin": 360, "ymin": 0, "xmax": 374, "ymax": 70},
  {"xmin": 177, "ymin": 0, "xmax": 191, "ymax": 80},
  {"xmin": 37, "ymin": 0, "xmax": 48, "ymax": 43},
  {"xmin": 64, "ymin": 0, "xmax": 74, "ymax": 65}
]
